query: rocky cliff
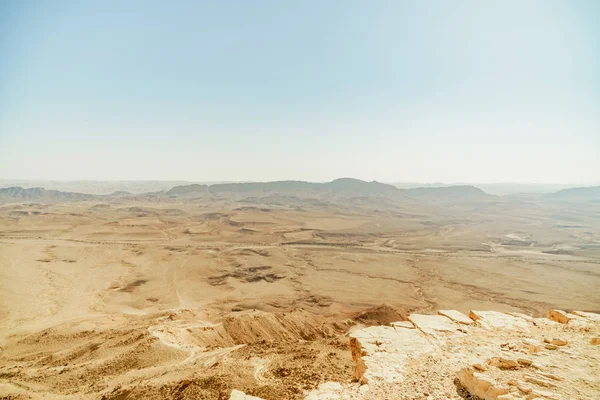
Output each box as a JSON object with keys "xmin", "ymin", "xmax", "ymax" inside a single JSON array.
[{"xmin": 232, "ymin": 309, "xmax": 600, "ymax": 399}]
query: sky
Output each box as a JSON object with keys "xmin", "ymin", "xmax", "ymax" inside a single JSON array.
[{"xmin": 0, "ymin": 1, "xmax": 599, "ymax": 183}]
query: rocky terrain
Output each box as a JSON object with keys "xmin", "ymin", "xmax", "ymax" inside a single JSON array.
[
  {"xmin": 0, "ymin": 180, "xmax": 599, "ymax": 399},
  {"xmin": 235, "ymin": 309, "xmax": 600, "ymax": 399}
]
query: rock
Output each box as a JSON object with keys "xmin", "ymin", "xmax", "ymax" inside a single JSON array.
[
  {"xmin": 469, "ymin": 311, "xmax": 529, "ymax": 331},
  {"xmin": 572, "ymin": 311, "xmax": 600, "ymax": 321},
  {"xmin": 304, "ymin": 382, "xmax": 345, "ymax": 400},
  {"xmin": 438, "ymin": 309, "xmax": 474, "ymax": 325},
  {"xmin": 547, "ymin": 310, "xmax": 572, "ymax": 324},
  {"xmin": 496, "ymin": 395, "xmax": 521, "ymax": 400},
  {"xmin": 488, "ymin": 357, "xmax": 519, "ymax": 370},
  {"xmin": 536, "ymin": 371, "xmax": 563, "ymax": 381},
  {"xmin": 528, "ymin": 388, "xmax": 560, "ymax": 399},
  {"xmin": 524, "ymin": 373, "xmax": 558, "ymax": 388},
  {"xmin": 486, "ymin": 385, "xmax": 511, "ymax": 398},
  {"xmin": 516, "ymin": 381, "xmax": 533, "ymax": 394},
  {"xmin": 507, "ymin": 312, "xmax": 535, "ymax": 322},
  {"xmin": 550, "ymin": 338, "xmax": 567, "ymax": 346},
  {"xmin": 390, "ymin": 321, "xmax": 414, "ymax": 329},
  {"xmin": 473, "ymin": 362, "xmax": 488, "ymax": 371},
  {"xmin": 543, "ymin": 337, "xmax": 566, "ymax": 346},
  {"xmin": 407, "ymin": 314, "xmax": 458, "ymax": 337},
  {"xmin": 517, "ymin": 358, "xmax": 533, "ymax": 366},
  {"xmin": 456, "ymin": 367, "xmax": 510, "ymax": 399},
  {"xmin": 345, "ymin": 308, "xmax": 600, "ymax": 399},
  {"xmin": 230, "ymin": 389, "xmax": 264, "ymax": 400},
  {"xmin": 591, "ymin": 337, "xmax": 600, "ymax": 345},
  {"xmin": 522, "ymin": 338, "xmax": 544, "ymax": 353},
  {"xmin": 349, "ymin": 324, "xmax": 435, "ymax": 384}
]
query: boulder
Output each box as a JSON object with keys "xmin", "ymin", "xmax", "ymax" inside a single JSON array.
[
  {"xmin": 456, "ymin": 367, "xmax": 510, "ymax": 400},
  {"xmin": 547, "ymin": 310, "xmax": 572, "ymax": 324}
]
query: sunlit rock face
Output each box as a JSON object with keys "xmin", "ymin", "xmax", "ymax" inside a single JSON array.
[{"xmin": 307, "ymin": 309, "xmax": 600, "ymax": 399}]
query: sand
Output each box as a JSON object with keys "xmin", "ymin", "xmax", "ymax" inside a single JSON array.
[{"xmin": 0, "ymin": 193, "xmax": 599, "ymax": 398}]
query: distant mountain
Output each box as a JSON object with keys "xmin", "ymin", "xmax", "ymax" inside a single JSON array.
[
  {"xmin": 0, "ymin": 187, "xmax": 95, "ymax": 202},
  {"xmin": 165, "ymin": 179, "xmax": 499, "ymax": 204},
  {"xmin": 167, "ymin": 179, "xmax": 492, "ymax": 200},
  {"xmin": 107, "ymin": 191, "xmax": 132, "ymax": 197},
  {"xmin": 170, "ymin": 178, "xmax": 400, "ymax": 197},
  {"xmin": 324, "ymin": 178, "xmax": 398, "ymax": 194},
  {"xmin": 0, "ymin": 179, "xmax": 195, "ymax": 195},
  {"xmin": 545, "ymin": 186, "xmax": 600, "ymax": 201},
  {"xmin": 405, "ymin": 185, "xmax": 490, "ymax": 199},
  {"xmin": 209, "ymin": 180, "xmax": 316, "ymax": 194},
  {"xmin": 0, "ymin": 180, "xmax": 494, "ymax": 204},
  {"xmin": 166, "ymin": 184, "xmax": 209, "ymax": 196}
]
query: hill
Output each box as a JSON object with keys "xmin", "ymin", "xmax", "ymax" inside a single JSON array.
[
  {"xmin": 166, "ymin": 184, "xmax": 209, "ymax": 196},
  {"xmin": 0, "ymin": 187, "xmax": 95, "ymax": 202},
  {"xmin": 405, "ymin": 185, "xmax": 491, "ymax": 199},
  {"xmin": 324, "ymin": 178, "xmax": 398, "ymax": 195},
  {"xmin": 209, "ymin": 180, "xmax": 317, "ymax": 194},
  {"xmin": 545, "ymin": 186, "xmax": 600, "ymax": 201},
  {"xmin": 169, "ymin": 178, "xmax": 400, "ymax": 197}
]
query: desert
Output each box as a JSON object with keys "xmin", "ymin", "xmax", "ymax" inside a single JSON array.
[
  {"xmin": 0, "ymin": 179, "xmax": 599, "ymax": 399},
  {"xmin": 3, "ymin": 1, "xmax": 599, "ymax": 397}
]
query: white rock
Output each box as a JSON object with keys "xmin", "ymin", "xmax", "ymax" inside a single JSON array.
[
  {"xmin": 303, "ymin": 382, "xmax": 344, "ymax": 400},
  {"xmin": 230, "ymin": 389, "xmax": 264, "ymax": 400},
  {"xmin": 438, "ymin": 309, "xmax": 474, "ymax": 325},
  {"xmin": 408, "ymin": 314, "xmax": 459, "ymax": 336},
  {"xmin": 390, "ymin": 321, "xmax": 415, "ymax": 329},
  {"xmin": 469, "ymin": 311, "xmax": 529, "ymax": 331},
  {"xmin": 349, "ymin": 325, "xmax": 435, "ymax": 384},
  {"xmin": 572, "ymin": 310, "xmax": 600, "ymax": 322}
]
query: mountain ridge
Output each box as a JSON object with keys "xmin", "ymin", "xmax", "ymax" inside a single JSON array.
[
  {"xmin": 545, "ymin": 185, "xmax": 600, "ymax": 201},
  {"xmin": 7, "ymin": 179, "xmax": 583, "ymax": 203}
]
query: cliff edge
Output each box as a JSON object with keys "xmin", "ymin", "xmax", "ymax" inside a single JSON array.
[{"xmin": 233, "ymin": 309, "xmax": 600, "ymax": 399}]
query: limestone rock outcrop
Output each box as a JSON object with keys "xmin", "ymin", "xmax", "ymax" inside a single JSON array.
[{"xmin": 318, "ymin": 309, "xmax": 600, "ymax": 399}]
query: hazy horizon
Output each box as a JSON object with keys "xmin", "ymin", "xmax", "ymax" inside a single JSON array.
[
  {"xmin": 1, "ymin": 177, "xmax": 598, "ymax": 185},
  {"xmin": 1, "ymin": 178, "xmax": 598, "ymax": 197},
  {"xmin": 1, "ymin": 1, "xmax": 599, "ymax": 183}
]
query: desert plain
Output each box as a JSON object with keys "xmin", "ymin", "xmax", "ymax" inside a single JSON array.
[{"xmin": 0, "ymin": 180, "xmax": 599, "ymax": 399}]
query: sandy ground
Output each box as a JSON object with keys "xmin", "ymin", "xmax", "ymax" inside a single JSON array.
[{"xmin": 0, "ymin": 195, "xmax": 599, "ymax": 399}]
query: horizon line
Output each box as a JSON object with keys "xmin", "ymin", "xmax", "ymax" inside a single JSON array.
[{"xmin": 1, "ymin": 178, "xmax": 599, "ymax": 186}]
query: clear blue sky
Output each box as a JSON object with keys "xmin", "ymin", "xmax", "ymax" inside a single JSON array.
[{"xmin": 1, "ymin": 0, "xmax": 598, "ymax": 183}]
